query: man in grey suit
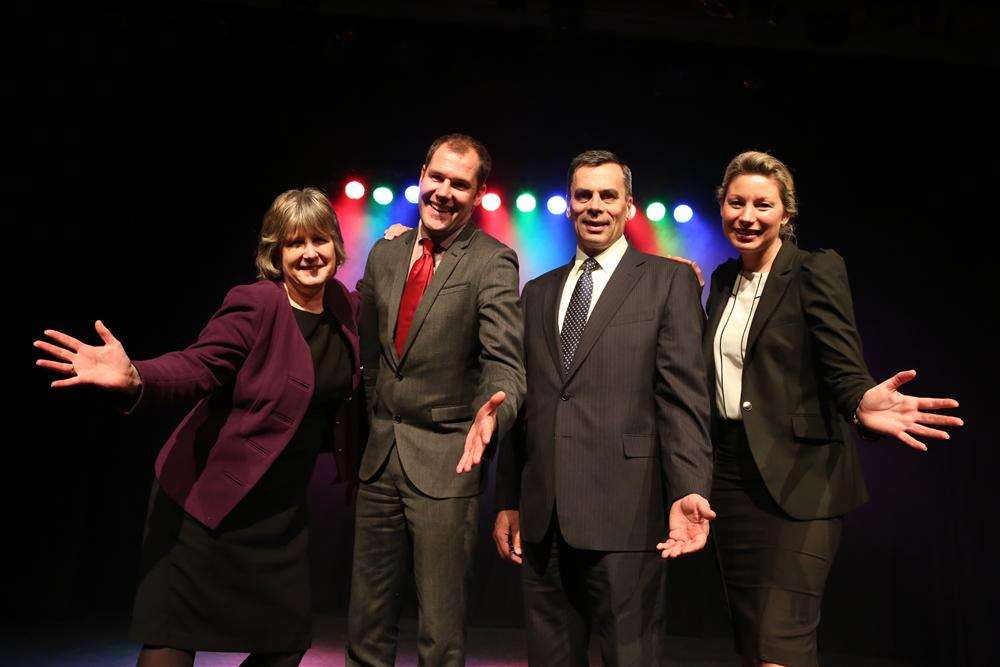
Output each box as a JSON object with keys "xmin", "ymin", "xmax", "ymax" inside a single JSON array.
[
  {"xmin": 494, "ymin": 150, "xmax": 715, "ymax": 665},
  {"xmin": 348, "ymin": 134, "xmax": 526, "ymax": 666}
]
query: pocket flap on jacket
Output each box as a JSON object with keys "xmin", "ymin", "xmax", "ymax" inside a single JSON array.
[
  {"xmin": 623, "ymin": 434, "xmax": 657, "ymax": 458},
  {"xmin": 609, "ymin": 311, "xmax": 654, "ymax": 327},
  {"xmin": 438, "ymin": 282, "xmax": 470, "ymax": 295},
  {"xmin": 790, "ymin": 414, "xmax": 842, "ymax": 442},
  {"xmin": 431, "ymin": 404, "xmax": 473, "ymax": 423}
]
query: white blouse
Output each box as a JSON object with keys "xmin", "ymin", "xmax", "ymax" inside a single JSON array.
[{"xmin": 713, "ymin": 271, "xmax": 769, "ymax": 420}]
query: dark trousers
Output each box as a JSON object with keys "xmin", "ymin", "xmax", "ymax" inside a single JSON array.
[
  {"xmin": 521, "ymin": 513, "xmax": 669, "ymax": 666},
  {"xmin": 346, "ymin": 446, "xmax": 479, "ymax": 667}
]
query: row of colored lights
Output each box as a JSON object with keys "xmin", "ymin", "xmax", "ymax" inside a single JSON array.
[{"xmin": 342, "ymin": 180, "xmax": 695, "ymax": 223}]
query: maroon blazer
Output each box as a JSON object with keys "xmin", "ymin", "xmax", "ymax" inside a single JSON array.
[{"xmin": 131, "ymin": 278, "xmax": 363, "ymax": 530}]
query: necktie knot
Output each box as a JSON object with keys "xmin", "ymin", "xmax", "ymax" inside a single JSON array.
[
  {"xmin": 419, "ymin": 237, "xmax": 436, "ymax": 256},
  {"xmin": 581, "ymin": 257, "xmax": 599, "ymax": 274}
]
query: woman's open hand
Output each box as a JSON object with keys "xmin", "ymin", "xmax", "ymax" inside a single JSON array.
[
  {"xmin": 856, "ymin": 370, "xmax": 962, "ymax": 451},
  {"xmin": 35, "ymin": 320, "xmax": 139, "ymax": 393}
]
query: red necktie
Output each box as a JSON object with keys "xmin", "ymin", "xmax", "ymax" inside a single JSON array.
[{"xmin": 395, "ymin": 237, "xmax": 436, "ymax": 357}]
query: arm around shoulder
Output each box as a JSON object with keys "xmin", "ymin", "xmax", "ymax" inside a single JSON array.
[
  {"xmin": 656, "ymin": 263, "xmax": 713, "ymax": 502},
  {"xmin": 356, "ymin": 247, "xmax": 382, "ymax": 412}
]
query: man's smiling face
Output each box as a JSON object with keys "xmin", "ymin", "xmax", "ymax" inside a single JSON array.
[
  {"xmin": 568, "ymin": 162, "xmax": 633, "ymax": 256},
  {"xmin": 418, "ymin": 145, "xmax": 486, "ymax": 240}
]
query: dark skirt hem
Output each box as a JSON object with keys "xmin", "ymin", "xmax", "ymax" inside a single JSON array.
[{"xmin": 129, "ymin": 627, "xmax": 312, "ymax": 654}]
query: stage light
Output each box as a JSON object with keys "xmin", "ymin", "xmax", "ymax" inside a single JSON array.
[
  {"xmin": 546, "ymin": 195, "xmax": 567, "ymax": 215},
  {"xmin": 516, "ymin": 193, "xmax": 536, "ymax": 213},
  {"xmin": 482, "ymin": 193, "xmax": 502, "ymax": 211},
  {"xmin": 674, "ymin": 204, "xmax": 693, "ymax": 223},
  {"xmin": 646, "ymin": 202, "xmax": 666, "ymax": 222},
  {"xmin": 345, "ymin": 180, "xmax": 365, "ymax": 200},
  {"xmin": 372, "ymin": 186, "xmax": 393, "ymax": 205},
  {"xmin": 404, "ymin": 185, "xmax": 420, "ymax": 204}
]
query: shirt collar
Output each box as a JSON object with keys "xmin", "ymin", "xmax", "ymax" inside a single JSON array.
[
  {"xmin": 417, "ymin": 221, "xmax": 466, "ymax": 251},
  {"xmin": 573, "ymin": 234, "xmax": 629, "ymax": 274}
]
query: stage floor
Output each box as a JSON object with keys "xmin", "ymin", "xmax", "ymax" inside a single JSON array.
[{"xmin": 2, "ymin": 614, "xmax": 909, "ymax": 666}]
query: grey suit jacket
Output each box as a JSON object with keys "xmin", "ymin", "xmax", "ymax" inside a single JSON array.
[
  {"xmin": 497, "ymin": 245, "xmax": 713, "ymax": 551},
  {"xmin": 357, "ymin": 223, "xmax": 526, "ymax": 499}
]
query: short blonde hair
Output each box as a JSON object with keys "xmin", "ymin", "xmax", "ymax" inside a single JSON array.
[
  {"xmin": 255, "ymin": 188, "xmax": 346, "ymax": 280},
  {"xmin": 716, "ymin": 151, "xmax": 798, "ymax": 241}
]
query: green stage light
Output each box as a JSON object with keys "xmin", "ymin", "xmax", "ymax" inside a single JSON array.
[
  {"xmin": 646, "ymin": 202, "xmax": 666, "ymax": 222},
  {"xmin": 516, "ymin": 193, "xmax": 537, "ymax": 213}
]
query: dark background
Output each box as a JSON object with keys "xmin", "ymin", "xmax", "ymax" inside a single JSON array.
[{"xmin": 12, "ymin": 1, "xmax": 998, "ymax": 665}]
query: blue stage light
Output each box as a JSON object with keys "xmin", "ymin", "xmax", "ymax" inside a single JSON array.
[
  {"xmin": 404, "ymin": 185, "xmax": 420, "ymax": 204},
  {"xmin": 674, "ymin": 204, "xmax": 693, "ymax": 223},
  {"xmin": 546, "ymin": 195, "xmax": 567, "ymax": 215}
]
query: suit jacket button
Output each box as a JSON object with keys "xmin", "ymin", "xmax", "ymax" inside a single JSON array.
[
  {"xmin": 395, "ymin": 372, "xmax": 403, "ymax": 380},
  {"xmin": 741, "ymin": 400, "xmax": 752, "ymax": 412},
  {"xmin": 393, "ymin": 414, "xmax": 402, "ymax": 423},
  {"xmin": 560, "ymin": 394, "xmax": 569, "ymax": 401}
]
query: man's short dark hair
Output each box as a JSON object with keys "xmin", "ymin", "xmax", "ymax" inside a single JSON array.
[
  {"xmin": 424, "ymin": 134, "xmax": 492, "ymax": 187},
  {"xmin": 567, "ymin": 150, "xmax": 633, "ymax": 199}
]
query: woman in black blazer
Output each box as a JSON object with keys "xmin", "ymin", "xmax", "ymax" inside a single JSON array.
[{"xmin": 699, "ymin": 151, "xmax": 962, "ymax": 667}]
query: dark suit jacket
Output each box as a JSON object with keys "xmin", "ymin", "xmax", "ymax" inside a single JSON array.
[
  {"xmin": 703, "ymin": 241, "xmax": 874, "ymax": 519},
  {"xmin": 357, "ymin": 224, "xmax": 526, "ymax": 499},
  {"xmin": 132, "ymin": 278, "xmax": 364, "ymax": 530},
  {"xmin": 497, "ymin": 245, "xmax": 713, "ymax": 552}
]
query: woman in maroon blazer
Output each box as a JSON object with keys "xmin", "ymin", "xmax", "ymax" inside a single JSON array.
[{"xmin": 35, "ymin": 188, "xmax": 363, "ymax": 667}]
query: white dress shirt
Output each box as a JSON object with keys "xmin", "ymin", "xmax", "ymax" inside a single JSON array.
[
  {"xmin": 558, "ymin": 235, "xmax": 629, "ymax": 333},
  {"xmin": 713, "ymin": 270, "xmax": 769, "ymax": 420}
]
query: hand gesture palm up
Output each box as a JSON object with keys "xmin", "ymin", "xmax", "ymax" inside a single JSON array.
[
  {"xmin": 856, "ymin": 370, "xmax": 963, "ymax": 451},
  {"xmin": 34, "ymin": 320, "xmax": 135, "ymax": 391}
]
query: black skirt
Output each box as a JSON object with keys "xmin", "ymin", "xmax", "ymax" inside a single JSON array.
[
  {"xmin": 130, "ymin": 307, "xmax": 351, "ymax": 653},
  {"xmin": 711, "ymin": 419, "xmax": 842, "ymax": 667}
]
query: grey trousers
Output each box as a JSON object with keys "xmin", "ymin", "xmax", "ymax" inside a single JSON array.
[{"xmin": 346, "ymin": 446, "xmax": 479, "ymax": 667}]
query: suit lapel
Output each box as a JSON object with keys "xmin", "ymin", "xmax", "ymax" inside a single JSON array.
[
  {"xmin": 384, "ymin": 229, "xmax": 417, "ymax": 367},
  {"xmin": 543, "ymin": 260, "xmax": 574, "ymax": 380},
  {"xmin": 745, "ymin": 241, "xmax": 797, "ymax": 355},
  {"xmin": 702, "ymin": 260, "xmax": 738, "ymax": 363},
  {"xmin": 398, "ymin": 224, "xmax": 476, "ymax": 362},
  {"xmin": 563, "ymin": 246, "xmax": 645, "ymax": 385}
]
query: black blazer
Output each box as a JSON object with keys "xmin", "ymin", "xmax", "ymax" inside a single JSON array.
[
  {"xmin": 497, "ymin": 245, "xmax": 713, "ymax": 551},
  {"xmin": 704, "ymin": 240, "xmax": 874, "ymax": 520}
]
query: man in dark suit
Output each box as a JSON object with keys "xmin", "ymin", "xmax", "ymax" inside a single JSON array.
[
  {"xmin": 494, "ymin": 150, "xmax": 715, "ymax": 665},
  {"xmin": 347, "ymin": 134, "xmax": 526, "ymax": 666}
]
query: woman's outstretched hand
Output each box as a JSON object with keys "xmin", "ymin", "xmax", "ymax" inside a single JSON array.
[
  {"xmin": 34, "ymin": 320, "xmax": 140, "ymax": 394},
  {"xmin": 856, "ymin": 369, "xmax": 963, "ymax": 451}
]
